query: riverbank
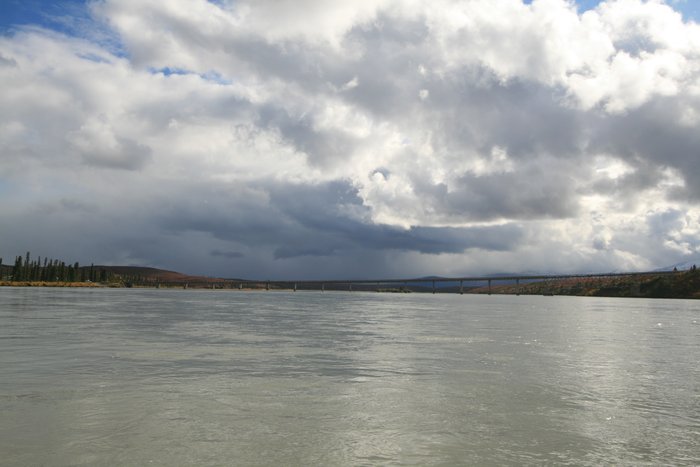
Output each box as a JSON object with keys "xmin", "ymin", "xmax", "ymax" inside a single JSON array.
[
  {"xmin": 0, "ymin": 281, "xmax": 110, "ymax": 287},
  {"xmin": 471, "ymin": 269, "xmax": 700, "ymax": 299},
  {"xmin": 3, "ymin": 269, "xmax": 700, "ymax": 298},
  {"xmin": 0, "ymin": 281, "xmax": 266, "ymax": 290}
]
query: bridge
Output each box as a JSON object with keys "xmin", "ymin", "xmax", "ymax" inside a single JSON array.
[{"xmin": 147, "ymin": 270, "xmax": 677, "ymax": 294}]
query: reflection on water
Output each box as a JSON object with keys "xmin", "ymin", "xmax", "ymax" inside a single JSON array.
[{"xmin": 0, "ymin": 288, "xmax": 698, "ymax": 465}]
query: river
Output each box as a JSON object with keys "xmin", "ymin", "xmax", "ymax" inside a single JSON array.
[{"xmin": 0, "ymin": 287, "xmax": 698, "ymax": 465}]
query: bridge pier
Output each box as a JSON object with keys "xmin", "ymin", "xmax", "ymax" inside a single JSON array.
[
  {"xmin": 294, "ymin": 282, "xmax": 297, "ymax": 292},
  {"xmin": 349, "ymin": 283, "xmax": 352, "ymax": 292},
  {"xmin": 432, "ymin": 280, "xmax": 436, "ymax": 294},
  {"xmin": 239, "ymin": 283, "xmax": 243, "ymax": 290},
  {"xmin": 321, "ymin": 283, "xmax": 325, "ymax": 292},
  {"xmin": 459, "ymin": 280, "xmax": 463, "ymax": 295},
  {"xmin": 266, "ymin": 281, "xmax": 270, "ymax": 291},
  {"xmin": 488, "ymin": 279, "xmax": 491, "ymax": 295}
]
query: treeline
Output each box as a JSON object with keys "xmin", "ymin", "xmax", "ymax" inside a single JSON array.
[{"xmin": 0, "ymin": 251, "xmax": 114, "ymax": 283}]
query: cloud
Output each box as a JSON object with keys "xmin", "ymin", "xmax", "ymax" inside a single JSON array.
[
  {"xmin": 67, "ymin": 117, "xmax": 152, "ymax": 170},
  {"xmin": 0, "ymin": 53, "xmax": 16, "ymax": 67},
  {"xmin": 1, "ymin": 0, "xmax": 700, "ymax": 278},
  {"xmin": 210, "ymin": 249, "xmax": 243, "ymax": 259},
  {"xmin": 154, "ymin": 179, "xmax": 523, "ymax": 259}
]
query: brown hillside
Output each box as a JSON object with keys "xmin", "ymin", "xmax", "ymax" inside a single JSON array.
[
  {"xmin": 470, "ymin": 270, "xmax": 700, "ymax": 299},
  {"xmin": 95, "ymin": 266, "xmax": 228, "ymax": 283}
]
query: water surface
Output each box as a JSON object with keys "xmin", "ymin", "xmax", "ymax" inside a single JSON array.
[{"xmin": 1, "ymin": 288, "xmax": 698, "ymax": 465}]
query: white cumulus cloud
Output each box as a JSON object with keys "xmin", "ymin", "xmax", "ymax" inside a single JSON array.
[{"xmin": 1, "ymin": 0, "xmax": 699, "ymax": 278}]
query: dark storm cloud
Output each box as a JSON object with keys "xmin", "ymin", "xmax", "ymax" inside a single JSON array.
[
  {"xmin": 210, "ymin": 249, "xmax": 244, "ymax": 259},
  {"xmin": 38, "ymin": 198, "xmax": 99, "ymax": 215},
  {"xmin": 272, "ymin": 221, "xmax": 523, "ymax": 259},
  {"xmin": 156, "ymin": 179, "xmax": 523, "ymax": 259},
  {"xmin": 267, "ymin": 181, "xmax": 523, "ymax": 256},
  {"xmin": 156, "ymin": 186, "xmax": 287, "ymax": 246}
]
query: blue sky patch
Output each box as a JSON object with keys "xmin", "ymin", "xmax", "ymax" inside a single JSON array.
[{"xmin": 0, "ymin": 0, "xmax": 90, "ymax": 34}]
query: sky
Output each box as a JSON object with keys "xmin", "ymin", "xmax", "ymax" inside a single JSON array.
[{"xmin": 1, "ymin": 0, "xmax": 700, "ymax": 280}]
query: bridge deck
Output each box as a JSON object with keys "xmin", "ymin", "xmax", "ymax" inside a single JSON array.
[{"xmin": 150, "ymin": 270, "xmax": 676, "ymax": 290}]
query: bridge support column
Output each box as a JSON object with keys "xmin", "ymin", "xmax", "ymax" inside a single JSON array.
[
  {"xmin": 459, "ymin": 280, "xmax": 463, "ymax": 295},
  {"xmin": 294, "ymin": 282, "xmax": 297, "ymax": 292},
  {"xmin": 349, "ymin": 283, "xmax": 352, "ymax": 292},
  {"xmin": 239, "ymin": 283, "xmax": 243, "ymax": 290},
  {"xmin": 488, "ymin": 279, "xmax": 491, "ymax": 295},
  {"xmin": 266, "ymin": 281, "xmax": 270, "ymax": 291},
  {"xmin": 432, "ymin": 280, "xmax": 436, "ymax": 294},
  {"xmin": 321, "ymin": 283, "xmax": 325, "ymax": 292}
]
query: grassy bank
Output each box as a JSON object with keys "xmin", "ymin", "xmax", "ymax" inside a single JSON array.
[
  {"xmin": 471, "ymin": 270, "xmax": 700, "ymax": 299},
  {"xmin": 0, "ymin": 281, "xmax": 110, "ymax": 287}
]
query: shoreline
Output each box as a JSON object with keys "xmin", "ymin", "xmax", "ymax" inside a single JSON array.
[
  {"xmin": 0, "ymin": 281, "xmax": 265, "ymax": 290},
  {"xmin": 0, "ymin": 281, "xmax": 111, "ymax": 288},
  {"xmin": 2, "ymin": 269, "xmax": 699, "ymax": 299},
  {"xmin": 1, "ymin": 280, "xmax": 699, "ymax": 299}
]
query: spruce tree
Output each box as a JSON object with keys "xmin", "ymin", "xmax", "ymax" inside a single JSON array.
[
  {"xmin": 25, "ymin": 252, "xmax": 30, "ymax": 279},
  {"xmin": 13, "ymin": 256, "xmax": 22, "ymax": 281}
]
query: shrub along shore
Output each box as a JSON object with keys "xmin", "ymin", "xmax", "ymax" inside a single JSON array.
[{"xmin": 0, "ymin": 281, "xmax": 108, "ymax": 287}]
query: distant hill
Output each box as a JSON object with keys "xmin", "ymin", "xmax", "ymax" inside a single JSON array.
[
  {"xmin": 95, "ymin": 266, "xmax": 247, "ymax": 285},
  {"xmin": 654, "ymin": 259, "xmax": 700, "ymax": 272},
  {"xmin": 0, "ymin": 261, "xmax": 245, "ymax": 287},
  {"xmin": 95, "ymin": 266, "xmax": 208, "ymax": 282},
  {"xmin": 470, "ymin": 269, "xmax": 700, "ymax": 299}
]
